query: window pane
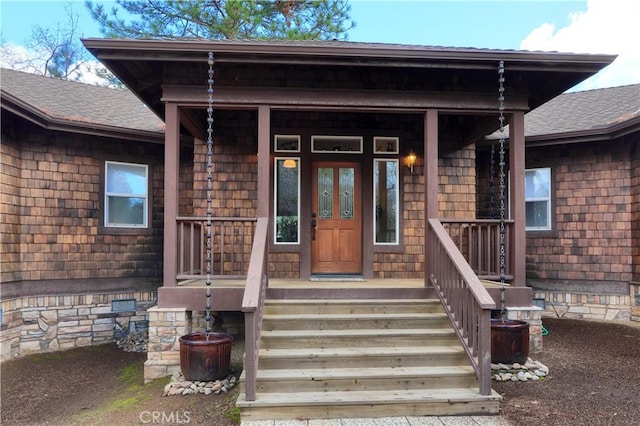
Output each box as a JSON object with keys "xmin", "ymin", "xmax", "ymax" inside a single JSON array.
[
  {"xmin": 107, "ymin": 163, "xmax": 147, "ymax": 195},
  {"xmin": 108, "ymin": 196, "xmax": 145, "ymax": 225},
  {"xmin": 525, "ymin": 169, "xmax": 549, "ymax": 199},
  {"xmin": 105, "ymin": 162, "xmax": 148, "ymax": 228},
  {"xmin": 339, "ymin": 168, "xmax": 354, "ymax": 220},
  {"xmin": 275, "ymin": 159, "xmax": 299, "ymax": 243},
  {"xmin": 318, "ymin": 167, "xmax": 333, "ymax": 219},
  {"xmin": 374, "ymin": 160, "xmax": 399, "ymax": 244},
  {"xmin": 526, "ymin": 201, "xmax": 549, "ymax": 228}
]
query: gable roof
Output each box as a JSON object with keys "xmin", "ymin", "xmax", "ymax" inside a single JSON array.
[
  {"xmin": 1, "ymin": 68, "xmax": 164, "ymax": 143},
  {"xmin": 523, "ymin": 83, "xmax": 640, "ymax": 145}
]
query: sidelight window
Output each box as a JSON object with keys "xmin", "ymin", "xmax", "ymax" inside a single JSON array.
[{"xmin": 374, "ymin": 159, "xmax": 399, "ymax": 244}]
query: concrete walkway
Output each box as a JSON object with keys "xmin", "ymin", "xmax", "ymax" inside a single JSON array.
[{"xmin": 242, "ymin": 416, "xmax": 513, "ymax": 426}]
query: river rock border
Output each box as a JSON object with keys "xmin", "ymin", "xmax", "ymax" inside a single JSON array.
[
  {"xmin": 163, "ymin": 371, "xmax": 238, "ymax": 396},
  {"xmin": 492, "ymin": 357, "xmax": 549, "ymax": 382}
]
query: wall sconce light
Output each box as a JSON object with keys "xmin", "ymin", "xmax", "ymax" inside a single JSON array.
[
  {"xmin": 406, "ymin": 150, "xmax": 417, "ymax": 174},
  {"xmin": 283, "ymin": 159, "xmax": 297, "ymax": 169}
]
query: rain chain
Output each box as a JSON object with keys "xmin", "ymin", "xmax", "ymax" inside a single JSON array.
[
  {"xmin": 497, "ymin": 60, "xmax": 507, "ymax": 320},
  {"xmin": 489, "ymin": 142, "xmax": 496, "ymax": 220},
  {"xmin": 205, "ymin": 52, "xmax": 215, "ymax": 333}
]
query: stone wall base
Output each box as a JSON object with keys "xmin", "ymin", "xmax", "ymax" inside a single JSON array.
[
  {"xmin": 144, "ymin": 309, "xmax": 244, "ymax": 383},
  {"xmin": 144, "ymin": 307, "xmax": 191, "ymax": 383},
  {"xmin": 534, "ymin": 291, "xmax": 632, "ymax": 322},
  {"xmin": 1, "ymin": 291, "xmax": 156, "ymax": 362},
  {"xmin": 502, "ymin": 306, "xmax": 544, "ymax": 353},
  {"xmin": 631, "ymin": 283, "xmax": 640, "ymax": 323}
]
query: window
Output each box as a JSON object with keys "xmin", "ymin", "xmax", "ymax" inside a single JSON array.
[
  {"xmin": 374, "ymin": 159, "xmax": 399, "ymax": 244},
  {"xmin": 274, "ymin": 135, "xmax": 300, "ymax": 152},
  {"xmin": 373, "ymin": 137, "xmax": 399, "ymax": 154},
  {"xmin": 525, "ymin": 168, "xmax": 551, "ymax": 231},
  {"xmin": 274, "ymin": 158, "xmax": 300, "ymax": 244},
  {"xmin": 311, "ymin": 136, "xmax": 363, "ymax": 153},
  {"xmin": 105, "ymin": 161, "xmax": 148, "ymax": 228}
]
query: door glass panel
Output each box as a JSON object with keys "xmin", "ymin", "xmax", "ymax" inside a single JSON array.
[
  {"xmin": 318, "ymin": 167, "xmax": 333, "ymax": 219},
  {"xmin": 339, "ymin": 167, "xmax": 354, "ymax": 220}
]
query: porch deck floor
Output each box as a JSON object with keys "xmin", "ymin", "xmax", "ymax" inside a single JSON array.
[{"xmin": 177, "ymin": 278, "xmax": 425, "ymax": 289}]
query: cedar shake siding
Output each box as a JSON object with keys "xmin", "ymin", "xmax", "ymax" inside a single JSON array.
[
  {"xmin": 187, "ymin": 108, "xmax": 478, "ymax": 279},
  {"xmin": 632, "ymin": 140, "xmax": 640, "ymax": 283},
  {"xmin": 0, "ymin": 112, "xmax": 165, "ymax": 283},
  {"xmin": 525, "ymin": 140, "xmax": 634, "ymax": 294},
  {"xmin": 1, "ymin": 132, "xmax": 22, "ymax": 282}
]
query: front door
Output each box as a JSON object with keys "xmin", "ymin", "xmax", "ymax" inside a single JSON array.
[{"xmin": 311, "ymin": 162, "xmax": 362, "ymax": 274}]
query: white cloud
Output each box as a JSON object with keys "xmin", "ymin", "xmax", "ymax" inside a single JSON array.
[{"xmin": 520, "ymin": 0, "xmax": 640, "ymax": 91}]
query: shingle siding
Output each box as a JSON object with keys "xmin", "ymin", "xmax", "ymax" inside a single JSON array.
[
  {"xmin": 0, "ymin": 114, "xmax": 165, "ymax": 283},
  {"xmin": 526, "ymin": 140, "xmax": 633, "ymax": 289}
]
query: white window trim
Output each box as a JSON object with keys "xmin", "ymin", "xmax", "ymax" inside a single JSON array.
[
  {"xmin": 373, "ymin": 136, "xmax": 399, "ymax": 154},
  {"xmin": 104, "ymin": 161, "xmax": 149, "ymax": 228},
  {"xmin": 273, "ymin": 157, "xmax": 300, "ymax": 245},
  {"xmin": 373, "ymin": 158, "xmax": 400, "ymax": 245},
  {"xmin": 274, "ymin": 134, "xmax": 300, "ymax": 152},
  {"xmin": 525, "ymin": 167, "xmax": 552, "ymax": 231}
]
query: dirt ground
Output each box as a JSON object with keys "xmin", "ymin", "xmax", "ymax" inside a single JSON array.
[
  {"xmin": 2, "ymin": 318, "xmax": 639, "ymax": 426},
  {"xmin": 494, "ymin": 317, "xmax": 640, "ymax": 426}
]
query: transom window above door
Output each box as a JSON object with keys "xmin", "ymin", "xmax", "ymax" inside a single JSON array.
[{"xmin": 311, "ymin": 136, "xmax": 363, "ymax": 153}]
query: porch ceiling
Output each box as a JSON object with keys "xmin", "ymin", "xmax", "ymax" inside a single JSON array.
[{"xmin": 83, "ymin": 38, "xmax": 615, "ymax": 142}]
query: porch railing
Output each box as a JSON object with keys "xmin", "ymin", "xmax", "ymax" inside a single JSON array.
[
  {"xmin": 241, "ymin": 217, "xmax": 269, "ymax": 401},
  {"xmin": 441, "ymin": 219, "xmax": 514, "ymax": 281},
  {"xmin": 428, "ymin": 218, "xmax": 496, "ymax": 395},
  {"xmin": 176, "ymin": 217, "xmax": 257, "ymax": 280}
]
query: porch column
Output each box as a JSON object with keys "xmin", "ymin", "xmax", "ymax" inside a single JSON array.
[
  {"xmin": 257, "ymin": 105, "xmax": 271, "ymax": 218},
  {"xmin": 509, "ymin": 111, "xmax": 526, "ymax": 286},
  {"xmin": 424, "ymin": 109, "xmax": 439, "ymax": 283},
  {"xmin": 163, "ymin": 103, "xmax": 180, "ymax": 287}
]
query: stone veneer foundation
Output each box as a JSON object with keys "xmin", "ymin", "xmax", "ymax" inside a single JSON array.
[
  {"xmin": 534, "ymin": 290, "xmax": 636, "ymax": 322},
  {"xmin": 144, "ymin": 309, "xmax": 243, "ymax": 383},
  {"xmin": 144, "ymin": 307, "xmax": 191, "ymax": 383},
  {"xmin": 502, "ymin": 306, "xmax": 544, "ymax": 354},
  {"xmin": 0, "ymin": 290, "xmax": 157, "ymax": 361}
]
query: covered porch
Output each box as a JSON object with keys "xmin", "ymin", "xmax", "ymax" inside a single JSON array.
[{"xmin": 83, "ymin": 38, "xmax": 613, "ymax": 419}]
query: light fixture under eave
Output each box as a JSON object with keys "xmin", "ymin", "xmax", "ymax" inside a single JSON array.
[
  {"xmin": 406, "ymin": 150, "xmax": 417, "ymax": 174},
  {"xmin": 283, "ymin": 159, "xmax": 297, "ymax": 169}
]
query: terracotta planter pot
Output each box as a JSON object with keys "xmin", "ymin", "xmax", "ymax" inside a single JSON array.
[
  {"xmin": 179, "ymin": 332, "xmax": 233, "ymax": 381},
  {"xmin": 490, "ymin": 319, "xmax": 529, "ymax": 364}
]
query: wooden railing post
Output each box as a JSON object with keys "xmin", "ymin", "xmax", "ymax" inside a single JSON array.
[
  {"xmin": 243, "ymin": 311, "xmax": 257, "ymax": 401},
  {"xmin": 241, "ymin": 217, "xmax": 269, "ymax": 402},
  {"xmin": 428, "ymin": 218, "xmax": 496, "ymax": 396},
  {"xmin": 478, "ymin": 308, "xmax": 493, "ymax": 395}
]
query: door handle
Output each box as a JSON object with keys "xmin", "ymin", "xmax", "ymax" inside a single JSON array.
[{"xmin": 311, "ymin": 213, "xmax": 317, "ymax": 241}]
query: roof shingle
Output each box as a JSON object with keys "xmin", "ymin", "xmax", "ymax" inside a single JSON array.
[
  {"xmin": 1, "ymin": 68, "xmax": 164, "ymax": 133},
  {"xmin": 523, "ymin": 83, "xmax": 640, "ymax": 137}
]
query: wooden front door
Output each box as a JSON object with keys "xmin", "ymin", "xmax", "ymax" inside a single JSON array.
[{"xmin": 311, "ymin": 162, "xmax": 362, "ymax": 274}]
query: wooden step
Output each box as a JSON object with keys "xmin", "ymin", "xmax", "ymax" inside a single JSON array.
[
  {"xmin": 236, "ymin": 388, "xmax": 501, "ymax": 420},
  {"xmin": 262, "ymin": 312, "xmax": 449, "ymax": 330},
  {"xmin": 258, "ymin": 345, "xmax": 468, "ymax": 369},
  {"xmin": 264, "ymin": 298, "xmax": 443, "ymax": 315},
  {"xmin": 247, "ymin": 366, "xmax": 476, "ymax": 393},
  {"xmin": 238, "ymin": 297, "xmax": 499, "ymax": 421},
  {"xmin": 259, "ymin": 328, "xmax": 458, "ymax": 349}
]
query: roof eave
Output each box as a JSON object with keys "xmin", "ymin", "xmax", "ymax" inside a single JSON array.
[
  {"xmin": 82, "ymin": 38, "xmax": 616, "ymax": 71},
  {"xmin": 526, "ymin": 115, "xmax": 640, "ymax": 147},
  {"xmin": 1, "ymin": 90, "xmax": 165, "ymax": 144}
]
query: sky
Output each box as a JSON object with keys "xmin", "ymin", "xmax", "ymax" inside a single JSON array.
[{"xmin": 1, "ymin": 0, "xmax": 639, "ymax": 91}]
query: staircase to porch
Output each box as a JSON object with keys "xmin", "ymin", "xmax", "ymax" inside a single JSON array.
[{"xmin": 236, "ymin": 297, "xmax": 501, "ymax": 421}]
